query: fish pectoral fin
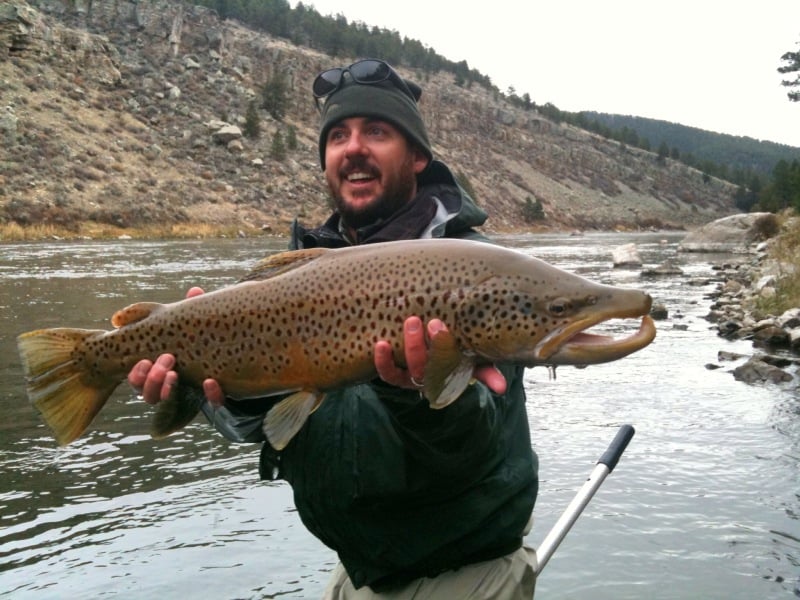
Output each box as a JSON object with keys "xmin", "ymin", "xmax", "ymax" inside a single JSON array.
[
  {"xmin": 262, "ymin": 390, "xmax": 325, "ymax": 451},
  {"xmin": 424, "ymin": 329, "xmax": 474, "ymax": 409},
  {"xmin": 238, "ymin": 248, "xmax": 331, "ymax": 282},
  {"xmin": 111, "ymin": 302, "xmax": 164, "ymax": 328},
  {"xmin": 150, "ymin": 382, "xmax": 204, "ymax": 439}
]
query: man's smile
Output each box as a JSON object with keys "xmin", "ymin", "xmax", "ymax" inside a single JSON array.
[{"xmin": 346, "ymin": 171, "xmax": 377, "ymax": 183}]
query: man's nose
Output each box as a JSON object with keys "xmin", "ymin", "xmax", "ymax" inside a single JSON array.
[{"xmin": 344, "ymin": 131, "xmax": 368, "ymax": 157}]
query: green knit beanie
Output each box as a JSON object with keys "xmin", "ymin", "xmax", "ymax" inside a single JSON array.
[{"xmin": 317, "ymin": 78, "xmax": 433, "ymax": 170}]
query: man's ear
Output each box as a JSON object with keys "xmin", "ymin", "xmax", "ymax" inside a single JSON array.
[{"xmin": 412, "ymin": 147, "xmax": 430, "ymax": 175}]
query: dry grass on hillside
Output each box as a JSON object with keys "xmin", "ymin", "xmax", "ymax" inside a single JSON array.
[{"xmin": 0, "ymin": 221, "xmax": 264, "ymax": 242}]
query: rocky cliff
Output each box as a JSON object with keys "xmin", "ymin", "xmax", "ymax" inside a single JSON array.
[{"xmin": 0, "ymin": 0, "xmax": 740, "ymax": 236}]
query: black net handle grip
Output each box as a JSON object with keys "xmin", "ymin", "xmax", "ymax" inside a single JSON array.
[{"xmin": 598, "ymin": 424, "xmax": 635, "ymax": 472}]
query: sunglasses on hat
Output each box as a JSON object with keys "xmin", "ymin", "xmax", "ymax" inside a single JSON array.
[{"xmin": 312, "ymin": 58, "xmax": 419, "ymax": 110}]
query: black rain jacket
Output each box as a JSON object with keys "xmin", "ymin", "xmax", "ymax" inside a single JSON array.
[{"xmin": 202, "ymin": 161, "xmax": 538, "ymax": 591}]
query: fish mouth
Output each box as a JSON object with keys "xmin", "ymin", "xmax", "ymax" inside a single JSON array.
[{"xmin": 535, "ymin": 313, "xmax": 657, "ymax": 366}]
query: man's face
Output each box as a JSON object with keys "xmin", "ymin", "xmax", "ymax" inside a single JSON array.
[{"xmin": 324, "ymin": 117, "xmax": 429, "ymax": 229}]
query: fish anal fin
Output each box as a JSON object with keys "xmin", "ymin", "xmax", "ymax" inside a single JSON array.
[
  {"xmin": 111, "ymin": 302, "xmax": 163, "ymax": 328},
  {"xmin": 262, "ymin": 390, "xmax": 325, "ymax": 450},
  {"xmin": 150, "ymin": 383, "xmax": 204, "ymax": 439},
  {"xmin": 239, "ymin": 248, "xmax": 330, "ymax": 283},
  {"xmin": 424, "ymin": 328, "xmax": 475, "ymax": 409}
]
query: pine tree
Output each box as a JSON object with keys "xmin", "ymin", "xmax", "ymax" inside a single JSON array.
[
  {"xmin": 261, "ymin": 71, "xmax": 289, "ymax": 121},
  {"xmin": 243, "ymin": 100, "xmax": 261, "ymax": 139},
  {"xmin": 656, "ymin": 142, "xmax": 670, "ymax": 165},
  {"xmin": 778, "ymin": 40, "xmax": 800, "ymax": 102},
  {"xmin": 523, "ymin": 197, "xmax": 545, "ymax": 222},
  {"xmin": 271, "ymin": 130, "xmax": 286, "ymax": 161},
  {"xmin": 286, "ymin": 124, "xmax": 298, "ymax": 151}
]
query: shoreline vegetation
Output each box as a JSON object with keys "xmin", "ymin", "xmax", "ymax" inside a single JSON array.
[
  {"xmin": 0, "ymin": 221, "xmax": 555, "ymax": 242},
  {"xmin": 0, "ymin": 222, "xmax": 271, "ymax": 242},
  {"xmin": 756, "ymin": 211, "xmax": 800, "ymax": 316}
]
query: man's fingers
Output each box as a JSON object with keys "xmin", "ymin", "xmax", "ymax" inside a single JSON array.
[
  {"xmin": 186, "ymin": 287, "xmax": 205, "ymax": 298},
  {"xmin": 161, "ymin": 370, "xmax": 179, "ymax": 403},
  {"xmin": 376, "ymin": 317, "xmax": 506, "ymax": 396},
  {"xmin": 427, "ymin": 319, "xmax": 447, "ymax": 338},
  {"xmin": 474, "ymin": 365, "xmax": 507, "ymax": 395},
  {"xmin": 203, "ymin": 379, "xmax": 225, "ymax": 408},
  {"xmin": 141, "ymin": 354, "xmax": 176, "ymax": 404},
  {"xmin": 375, "ymin": 340, "xmax": 406, "ymax": 387},
  {"xmin": 403, "ymin": 316, "xmax": 427, "ymax": 384},
  {"xmin": 128, "ymin": 359, "xmax": 153, "ymax": 390}
]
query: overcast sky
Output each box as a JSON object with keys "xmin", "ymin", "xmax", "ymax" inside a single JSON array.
[{"xmin": 295, "ymin": 0, "xmax": 800, "ymax": 148}]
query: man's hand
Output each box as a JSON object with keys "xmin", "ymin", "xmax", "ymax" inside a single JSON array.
[
  {"xmin": 126, "ymin": 287, "xmax": 226, "ymax": 408},
  {"xmin": 374, "ymin": 316, "xmax": 507, "ymax": 395}
]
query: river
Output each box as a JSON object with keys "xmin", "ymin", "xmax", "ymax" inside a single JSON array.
[{"xmin": 0, "ymin": 232, "xmax": 798, "ymax": 599}]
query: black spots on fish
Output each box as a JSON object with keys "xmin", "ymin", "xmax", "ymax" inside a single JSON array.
[
  {"xmin": 511, "ymin": 294, "xmax": 535, "ymax": 316},
  {"xmin": 457, "ymin": 272, "xmax": 556, "ymax": 353}
]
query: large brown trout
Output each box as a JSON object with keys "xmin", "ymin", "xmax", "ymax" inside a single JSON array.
[{"xmin": 17, "ymin": 238, "xmax": 656, "ymax": 449}]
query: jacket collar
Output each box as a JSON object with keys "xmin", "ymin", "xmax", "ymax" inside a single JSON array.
[{"xmin": 290, "ymin": 160, "xmax": 486, "ymax": 249}]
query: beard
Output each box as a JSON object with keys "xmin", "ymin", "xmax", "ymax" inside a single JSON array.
[{"xmin": 328, "ymin": 155, "xmax": 418, "ymax": 230}]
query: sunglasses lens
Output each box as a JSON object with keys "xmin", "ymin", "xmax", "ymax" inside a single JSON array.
[
  {"xmin": 313, "ymin": 68, "xmax": 343, "ymax": 97},
  {"xmin": 349, "ymin": 59, "xmax": 391, "ymax": 84},
  {"xmin": 312, "ymin": 60, "xmax": 414, "ymax": 109}
]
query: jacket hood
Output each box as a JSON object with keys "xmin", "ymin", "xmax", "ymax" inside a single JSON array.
[{"xmin": 418, "ymin": 160, "xmax": 488, "ymax": 238}]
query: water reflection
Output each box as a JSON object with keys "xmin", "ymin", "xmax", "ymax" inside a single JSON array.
[{"xmin": 0, "ymin": 234, "xmax": 798, "ymax": 599}]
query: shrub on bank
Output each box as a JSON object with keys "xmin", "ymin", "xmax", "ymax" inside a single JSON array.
[{"xmin": 756, "ymin": 210, "xmax": 800, "ymax": 315}]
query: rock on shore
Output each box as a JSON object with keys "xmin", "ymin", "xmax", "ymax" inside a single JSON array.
[
  {"xmin": 697, "ymin": 214, "xmax": 800, "ymax": 385},
  {"xmin": 679, "ymin": 212, "xmax": 778, "ymax": 253}
]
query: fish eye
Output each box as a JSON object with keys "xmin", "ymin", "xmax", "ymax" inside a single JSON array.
[{"xmin": 548, "ymin": 298, "xmax": 571, "ymax": 315}]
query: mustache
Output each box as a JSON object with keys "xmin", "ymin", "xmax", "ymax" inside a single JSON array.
[{"xmin": 339, "ymin": 158, "xmax": 380, "ymax": 178}]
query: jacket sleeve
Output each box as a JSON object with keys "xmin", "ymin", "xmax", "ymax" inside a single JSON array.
[{"xmin": 191, "ymin": 387, "xmax": 271, "ymax": 443}]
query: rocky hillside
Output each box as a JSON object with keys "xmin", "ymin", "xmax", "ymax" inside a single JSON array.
[{"xmin": 0, "ymin": 0, "xmax": 740, "ymax": 237}]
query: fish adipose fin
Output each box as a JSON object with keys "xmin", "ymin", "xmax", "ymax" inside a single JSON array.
[
  {"xmin": 239, "ymin": 248, "xmax": 331, "ymax": 282},
  {"xmin": 16, "ymin": 328, "xmax": 118, "ymax": 446},
  {"xmin": 424, "ymin": 328, "xmax": 475, "ymax": 408},
  {"xmin": 262, "ymin": 390, "xmax": 325, "ymax": 450}
]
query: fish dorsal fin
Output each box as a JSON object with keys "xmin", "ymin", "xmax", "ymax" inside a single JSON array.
[
  {"xmin": 111, "ymin": 302, "xmax": 164, "ymax": 328},
  {"xmin": 424, "ymin": 328, "xmax": 475, "ymax": 409},
  {"xmin": 262, "ymin": 390, "xmax": 325, "ymax": 450},
  {"xmin": 239, "ymin": 248, "xmax": 331, "ymax": 282}
]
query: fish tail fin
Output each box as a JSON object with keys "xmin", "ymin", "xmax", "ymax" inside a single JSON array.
[{"xmin": 17, "ymin": 328, "xmax": 116, "ymax": 446}]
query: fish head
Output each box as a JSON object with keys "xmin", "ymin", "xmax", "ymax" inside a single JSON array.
[{"xmin": 455, "ymin": 255, "xmax": 656, "ymax": 367}]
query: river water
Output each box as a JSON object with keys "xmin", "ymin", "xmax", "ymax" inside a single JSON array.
[{"xmin": 0, "ymin": 232, "xmax": 798, "ymax": 599}]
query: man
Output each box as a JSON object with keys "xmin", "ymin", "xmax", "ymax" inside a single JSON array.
[{"xmin": 129, "ymin": 59, "xmax": 538, "ymax": 598}]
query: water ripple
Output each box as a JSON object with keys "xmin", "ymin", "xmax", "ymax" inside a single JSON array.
[{"xmin": 1, "ymin": 234, "xmax": 798, "ymax": 599}]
